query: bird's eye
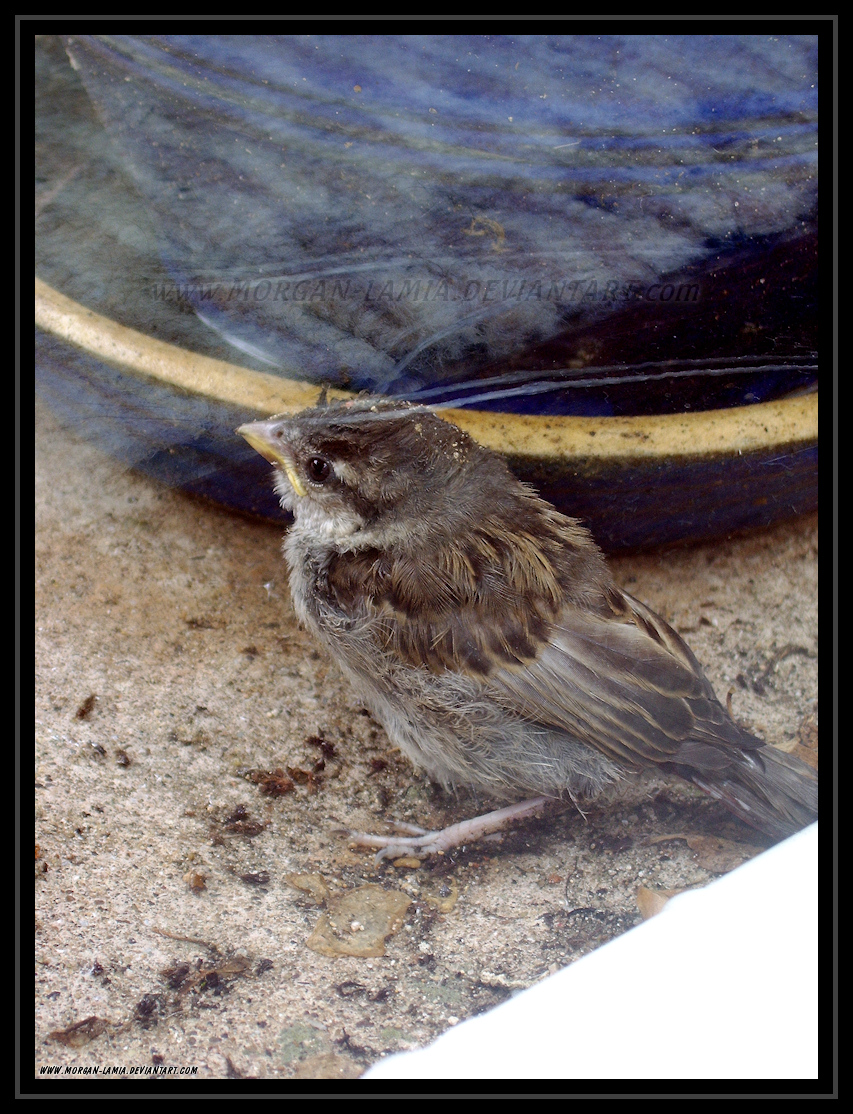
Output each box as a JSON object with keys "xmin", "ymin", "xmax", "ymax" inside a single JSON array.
[{"xmin": 306, "ymin": 456, "xmax": 332, "ymax": 483}]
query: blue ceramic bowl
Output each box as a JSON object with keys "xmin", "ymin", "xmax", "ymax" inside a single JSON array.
[{"xmin": 36, "ymin": 34, "xmax": 818, "ymax": 549}]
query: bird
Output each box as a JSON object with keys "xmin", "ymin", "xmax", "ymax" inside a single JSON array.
[{"xmin": 238, "ymin": 396, "xmax": 818, "ymax": 859}]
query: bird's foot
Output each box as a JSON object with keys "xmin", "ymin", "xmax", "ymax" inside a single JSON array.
[{"xmin": 346, "ymin": 796, "xmax": 552, "ymax": 862}]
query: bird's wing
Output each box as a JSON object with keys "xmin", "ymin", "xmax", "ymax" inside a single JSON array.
[
  {"xmin": 323, "ymin": 526, "xmax": 577, "ymax": 676},
  {"xmin": 326, "ymin": 532, "xmax": 759, "ymax": 775},
  {"xmin": 486, "ymin": 586, "xmax": 761, "ymax": 774}
]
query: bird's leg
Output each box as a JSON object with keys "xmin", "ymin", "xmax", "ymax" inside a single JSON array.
[{"xmin": 346, "ymin": 796, "xmax": 552, "ymax": 862}]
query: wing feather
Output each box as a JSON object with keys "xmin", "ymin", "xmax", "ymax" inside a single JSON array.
[
  {"xmin": 323, "ymin": 519, "xmax": 759, "ymax": 778},
  {"xmin": 488, "ymin": 590, "xmax": 756, "ymax": 772}
]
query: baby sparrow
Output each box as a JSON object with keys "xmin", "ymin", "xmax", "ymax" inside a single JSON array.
[{"xmin": 238, "ymin": 398, "xmax": 817, "ymax": 858}]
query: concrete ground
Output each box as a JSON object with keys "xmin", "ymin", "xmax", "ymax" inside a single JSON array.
[{"xmin": 34, "ymin": 393, "xmax": 818, "ymax": 1083}]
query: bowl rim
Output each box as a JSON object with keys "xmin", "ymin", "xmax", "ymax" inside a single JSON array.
[{"xmin": 35, "ymin": 276, "xmax": 817, "ymax": 462}]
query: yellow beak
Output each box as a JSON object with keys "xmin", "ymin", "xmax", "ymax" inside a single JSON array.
[{"xmin": 237, "ymin": 420, "xmax": 307, "ymax": 497}]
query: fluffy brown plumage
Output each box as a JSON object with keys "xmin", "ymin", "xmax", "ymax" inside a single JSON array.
[{"xmin": 239, "ymin": 397, "xmax": 817, "ymax": 854}]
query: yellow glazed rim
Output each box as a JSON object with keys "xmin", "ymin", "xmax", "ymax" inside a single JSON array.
[{"xmin": 35, "ymin": 276, "xmax": 817, "ymax": 461}]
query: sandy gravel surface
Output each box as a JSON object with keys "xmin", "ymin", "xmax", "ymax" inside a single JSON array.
[{"xmin": 34, "ymin": 394, "xmax": 818, "ymax": 1083}]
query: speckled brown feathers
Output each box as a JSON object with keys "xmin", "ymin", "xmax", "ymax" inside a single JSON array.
[{"xmin": 323, "ymin": 496, "xmax": 607, "ymax": 677}]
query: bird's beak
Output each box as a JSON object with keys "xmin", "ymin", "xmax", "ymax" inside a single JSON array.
[{"xmin": 237, "ymin": 419, "xmax": 307, "ymax": 497}]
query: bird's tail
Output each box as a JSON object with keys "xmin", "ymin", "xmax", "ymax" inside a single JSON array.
[{"xmin": 690, "ymin": 745, "xmax": 818, "ymax": 842}]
